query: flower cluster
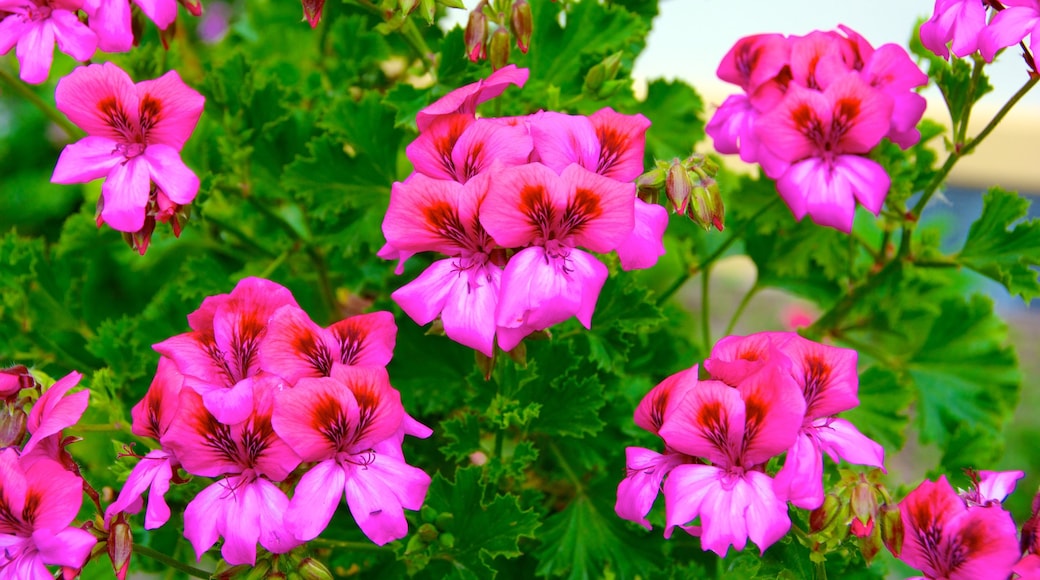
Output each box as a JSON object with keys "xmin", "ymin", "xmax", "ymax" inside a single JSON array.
[
  {"xmin": 0, "ymin": 0, "xmax": 194, "ymax": 84},
  {"xmin": 615, "ymin": 332, "xmax": 884, "ymax": 556},
  {"xmin": 893, "ymin": 470, "xmax": 1026, "ymax": 579},
  {"xmin": 104, "ymin": 277, "xmax": 431, "ymax": 565},
  {"xmin": 51, "ymin": 62, "xmax": 204, "ymax": 254},
  {"xmin": 0, "ymin": 369, "xmax": 97, "ymax": 578},
  {"xmin": 705, "ymin": 27, "xmax": 927, "ymax": 232},
  {"xmin": 921, "ymin": 0, "xmax": 1040, "ymax": 68},
  {"xmin": 381, "ymin": 65, "xmax": 668, "ymax": 356}
]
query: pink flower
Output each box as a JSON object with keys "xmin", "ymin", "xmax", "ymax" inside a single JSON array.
[
  {"xmin": 920, "ymin": 0, "xmax": 990, "ymax": 59},
  {"xmin": 898, "ymin": 476, "xmax": 1020, "ymax": 580},
  {"xmin": 0, "ymin": 449, "xmax": 96, "ymax": 577},
  {"xmin": 84, "ymin": 0, "xmax": 179, "ymax": 52},
  {"xmin": 962, "ymin": 469, "xmax": 1025, "ymax": 506},
  {"xmin": 52, "ymin": 62, "xmax": 204, "ymax": 234},
  {"xmin": 529, "ymin": 108, "xmax": 650, "ymax": 183},
  {"xmin": 659, "ymin": 366, "xmax": 805, "ymax": 556},
  {"xmin": 272, "ymin": 365, "xmax": 431, "ymax": 545},
  {"xmin": 757, "ymin": 74, "xmax": 894, "ymax": 232},
  {"xmin": 0, "ymin": 0, "xmax": 97, "ymax": 84},
  {"xmin": 415, "ymin": 64, "xmax": 529, "ymax": 131},
  {"xmin": 717, "ymin": 33, "xmax": 790, "ymax": 93},
  {"xmin": 979, "ymin": 0, "xmax": 1040, "ymax": 63},
  {"xmin": 154, "ymin": 277, "xmax": 299, "ymax": 424},
  {"xmin": 481, "ymin": 163, "xmax": 634, "ymax": 350},
  {"xmin": 22, "ymin": 371, "xmax": 87, "ymax": 457},
  {"xmin": 383, "ymin": 173, "xmax": 503, "ymax": 356},
  {"xmin": 406, "ymin": 115, "xmax": 533, "ymax": 183}
]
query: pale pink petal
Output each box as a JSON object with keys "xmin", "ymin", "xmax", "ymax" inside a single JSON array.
[
  {"xmin": 215, "ymin": 479, "xmax": 262, "ymax": 566},
  {"xmin": 496, "ymin": 246, "xmax": 607, "ymax": 333},
  {"xmin": 259, "ymin": 305, "xmax": 334, "ymax": 382},
  {"xmin": 272, "ymin": 376, "xmax": 357, "ymax": 461},
  {"xmin": 100, "ymin": 156, "xmax": 151, "ymax": 232},
  {"xmin": 15, "ymin": 21, "xmax": 55, "ymax": 84},
  {"xmin": 367, "ymin": 452, "xmax": 431, "ymax": 511},
  {"xmin": 285, "ymin": 460, "xmax": 346, "ymax": 541},
  {"xmin": 837, "ymin": 154, "xmax": 890, "ymax": 216},
  {"xmin": 392, "ymin": 259, "xmax": 460, "ymax": 326},
  {"xmin": 615, "ymin": 198, "xmax": 668, "ymax": 271},
  {"xmin": 496, "ymin": 323, "xmax": 537, "ymax": 352},
  {"xmin": 529, "ymin": 112, "xmax": 600, "ymax": 174},
  {"xmin": 777, "ymin": 158, "xmax": 855, "ymax": 232},
  {"xmin": 134, "ymin": 0, "xmax": 179, "ymax": 28},
  {"xmin": 0, "ymin": 17, "xmax": 28, "ymax": 55},
  {"xmin": 143, "ymin": 144, "xmax": 200, "ymax": 204},
  {"xmin": 863, "ymin": 44, "xmax": 928, "ymax": 94},
  {"xmin": 103, "ymin": 450, "xmax": 174, "ymax": 529},
  {"xmin": 559, "ymin": 164, "xmax": 635, "ymax": 252},
  {"xmin": 615, "ymin": 447, "xmax": 684, "ymax": 530},
  {"xmin": 663, "ymin": 464, "xmax": 724, "ymax": 540},
  {"xmin": 326, "ymin": 311, "xmax": 397, "ymax": 368},
  {"xmin": 55, "ymin": 62, "xmax": 140, "ymax": 140},
  {"xmin": 201, "ymin": 377, "xmax": 255, "ymax": 425},
  {"xmin": 439, "ymin": 264, "xmax": 501, "ymax": 357},
  {"xmin": 183, "ymin": 480, "xmax": 225, "ymax": 560},
  {"xmin": 23, "ymin": 371, "xmax": 87, "ymax": 456},
  {"xmin": 247, "ymin": 477, "xmax": 299, "ymax": 555},
  {"xmin": 52, "ymin": 136, "xmax": 123, "ymax": 184},
  {"xmin": 658, "ymin": 379, "xmax": 745, "ymax": 465},
  {"xmin": 86, "ymin": 0, "xmax": 133, "ymax": 52},
  {"xmin": 343, "ymin": 459, "xmax": 420, "ymax": 546},
  {"xmin": 979, "ymin": 7, "xmax": 1040, "ymax": 62},
  {"xmin": 888, "ymin": 93, "xmax": 927, "ymax": 144},
  {"xmin": 706, "ymin": 94, "xmax": 758, "ymax": 156},
  {"xmin": 633, "ymin": 366, "xmax": 699, "ymax": 435},
  {"xmin": 451, "ymin": 118, "xmax": 533, "ymax": 181},
  {"xmin": 741, "ymin": 470, "xmax": 792, "ymax": 554},
  {"xmin": 135, "ymin": 70, "xmax": 205, "ymax": 149},
  {"xmin": 772, "ymin": 431, "xmax": 825, "ymax": 509},
  {"xmin": 32, "ymin": 527, "xmax": 96, "ymax": 569},
  {"xmin": 735, "ymin": 364, "xmax": 806, "ymax": 465},
  {"xmin": 815, "ymin": 418, "xmax": 885, "ymax": 469},
  {"xmin": 977, "ymin": 470, "xmax": 1025, "ymax": 504},
  {"xmin": 51, "ymin": 9, "xmax": 97, "ymax": 61},
  {"xmin": 705, "ymin": 332, "xmax": 792, "ymax": 387}
]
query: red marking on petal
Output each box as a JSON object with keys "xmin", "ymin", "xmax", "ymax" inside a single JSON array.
[
  {"xmin": 191, "ymin": 410, "xmax": 240, "ymax": 464},
  {"xmin": 519, "ymin": 184, "xmax": 555, "ymax": 229},
  {"xmin": 801, "ymin": 354, "xmax": 831, "ymax": 411},
  {"xmin": 561, "ymin": 187, "xmax": 602, "ymax": 237},
  {"xmin": 139, "ymin": 94, "xmax": 163, "ymax": 134},
  {"xmin": 422, "ymin": 201, "xmax": 468, "ymax": 247},
  {"xmin": 595, "ymin": 126, "xmax": 625, "ymax": 175},
  {"xmin": 22, "ymin": 491, "xmax": 40, "ymax": 526},
  {"xmin": 742, "ymin": 395, "xmax": 767, "ymax": 453}
]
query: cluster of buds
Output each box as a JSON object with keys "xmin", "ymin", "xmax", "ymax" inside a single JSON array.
[
  {"xmin": 637, "ymin": 154, "xmax": 723, "ymax": 231},
  {"xmin": 103, "ymin": 185, "xmax": 192, "ymax": 256},
  {"xmin": 301, "ymin": 0, "xmax": 465, "ymax": 30},
  {"xmin": 465, "ymin": 0, "xmax": 533, "ymax": 70},
  {"xmin": 807, "ymin": 469, "xmax": 899, "ymax": 564},
  {"xmin": 212, "ymin": 547, "xmax": 334, "ymax": 580}
]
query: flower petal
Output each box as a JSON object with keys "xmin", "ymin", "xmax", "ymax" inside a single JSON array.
[
  {"xmin": 135, "ymin": 69, "xmax": 205, "ymax": 150},
  {"xmin": 326, "ymin": 311, "xmax": 397, "ymax": 368},
  {"xmin": 52, "ymin": 136, "xmax": 123, "ymax": 184},
  {"xmin": 814, "ymin": 418, "xmax": 885, "ymax": 469},
  {"xmin": 285, "ymin": 460, "xmax": 346, "ymax": 541},
  {"xmin": 134, "ymin": 0, "xmax": 179, "ymax": 28},
  {"xmin": 440, "ymin": 263, "xmax": 502, "ymax": 357},
  {"xmin": 51, "ymin": 8, "xmax": 98, "ymax": 61},
  {"xmin": 144, "ymin": 144, "xmax": 200, "ymax": 205},
  {"xmin": 772, "ymin": 431, "xmax": 825, "ymax": 509},
  {"xmin": 55, "ymin": 62, "xmax": 140, "ymax": 139},
  {"xmin": 559, "ymin": 164, "xmax": 635, "ymax": 253},
  {"xmin": 100, "ymin": 156, "xmax": 151, "ymax": 232},
  {"xmin": 23, "ymin": 371, "xmax": 87, "ymax": 456},
  {"xmin": 260, "ymin": 305, "xmax": 334, "ymax": 382},
  {"xmin": 615, "ymin": 198, "xmax": 668, "ymax": 271}
]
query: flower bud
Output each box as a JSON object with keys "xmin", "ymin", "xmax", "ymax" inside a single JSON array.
[
  {"xmin": 107, "ymin": 513, "xmax": 133, "ymax": 580},
  {"xmin": 850, "ymin": 477, "xmax": 879, "ymax": 527},
  {"xmin": 489, "ymin": 27, "xmax": 510, "ymax": 71},
  {"xmin": 686, "ymin": 182, "xmax": 724, "ymax": 232},
  {"xmin": 244, "ymin": 560, "xmax": 272, "ymax": 580},
  {"xmin": 464, "ymin": 9, "xmax": 488, "ymax": 62},
  {"xmin": 0, "ymin": 401, "xmax": 27, "ymax": 448},
  {"xmin": 435, "ymin": 512, "xmax": 455, "ymax": 531},
  {"xmin": 301, "ymin": 0, "xmax": 325, "ymax": 27},
  {"xmin": 398, "ymin": 0, "xmax": 419, "ymax": 16},
  {"xmin": 583, "ymin": 51, "xmax": 623, "ymax": 98},
  {"xmin": 297, "ymin": 558, "xmax": 333, "ymax": 580},
  {"xmin": 0, "ymin": 365, "xmax": 34, "ymax": 400},
  {"xmin": 809, "ymin": 494, "xmax": 841, "ymax": 534},
  {"xmin": 510, "ymin": 0, "xmax": 532, "ymax": 53},
  {"xmin": 418, "ymin": 0, "xmax": 437, "ymax": 23},
  {"xmin": 124, "ymin": 217, "xmax": 157, "ymax": 256},
  {"xmin": 880, "ymin": 504, "xmax": 903, "ymax": 557},
  {"xmin": 179, "ymin": 0, "xmax": 203, "ymax": 17},
  {"xmin": 850, "ymin": 516, "xmax": 874, "ymax": 538},
  {"xmin": 418, "ymin": 523, "xmax": 439, "ymax": 542},
  {"xmin": 420, "ymin": 505, "xmax": 438, "ymax": 524},
  {"xmin": 439, "ymin": 532, "xmax": 456, "ymax": 549},
  {"xmin": 665, "ymin": 160, "xmax": 692, "ymax": 215},
  {"xmin": 857, "ymin": 517, "xmax": 883, "ymax": 563}
]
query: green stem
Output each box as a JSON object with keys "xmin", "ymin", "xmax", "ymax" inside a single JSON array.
[
  {"xmin": 548, "ymin": 439, "xmax": 584, "ymax": 495},
  {"xmin": 310, "ymin": 537, "xmax": 394, "ymax": 552},
  {"xmin": 700, "ymin": 265, "xmax": 712, "ymax": 348},
  {"xmin": 134, "ymin": 545, "xmax": 211, "ymax": 579},
  {"xmin": 804, "ymin": 259, "xmax": 901, "ymax": 340},
  {"xmin": 203, "ymin": 213, "xmax": 278, "ymax": 258},
  {"xmin": 723, "ymin": 282, "xmax": 759, "ymax": 337},
  {"xmin": 0, "ymin": 67, "xmax": 82, "ymax": 139},
  {"xmin": 306, "ymin": 245, "xmax": 340, "ymax": 322},
  {"xmin": 954, "ymin": 58, "xmax": 985, "ymax": 146}
]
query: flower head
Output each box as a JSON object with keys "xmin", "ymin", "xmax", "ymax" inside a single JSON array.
[{"xmin": 0, "ymin": 0, "xmax": 97, "ymax": 84}]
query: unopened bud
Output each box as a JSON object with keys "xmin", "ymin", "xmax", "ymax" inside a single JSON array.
[
  {"xmin": 809, "ymin": 495, "xmax": 841, "ymax": 534},
  {"xmin": 435, "ymin": 512, "xmax": 455, "ymax": 531},
  {"xmin": 420, "ymin": 505, "xmax": 438, "ymax": 524},
  {"xmin": 510, "ymin": 0, "xmax": 532, "ymax": 53},
  {"xmin": 418, "ymin": 0, "xmax": 436, "ymax": 23},
  {"xmin": 464, "ymin": 9, "xmax": 488, "ymax": 62},
  {"xmin": 686, "ymin": 182, "xmax": 724, "ymax": 231},
  {"xmin": 0, "ymin": 402, "xmax": 27, "ymax": 448},
  {"xmin": 665, "ymin": 160, "xmax": 693, "ymax": 215},
  {"xmin": 0, "ymin": 365, "xmax": 34, "ymax": 400},
  {"xmin": 405, "ymin": 533, "xmax": 427, "ymax": 554},
  {"xmin": 245, "ymin": 560, "xmax": 272, "ymax": 580},
  {"xmin": 439, "ymin": 532, "xmax": 456, "ymax": 549},
  {"xmin": 489, "ymin": 27, "xmax": 510, "ymax": 71},
  {"xmin": 880, "ymin": 504, "xmax": 903, "ymax": 557},
  {"xmin": 584, "ymin": 51, "xmax": 623, "ymax": 97},
  {"xmin": 179, "ymin": 0, "xmax": 203, "ymax": 17},
  {"xmin": 857, "ymin": 516, "xmax": 883, "ymax": 563},
  {"xmin": 123, "ymin": 217, "xmax": 157, "ymax": 256},
  {"xmin": 297, "ymin": 558, "xmax": 333, "ymax": 580},
  {"xmin": 398, "ymin": 0, "xmax": 419, "ymax": 15},
  {"xmin": 418, "ymin": 523, "xmax": 439, "ymax": 542},
  {"xmin": 850, "ymin": 478, "xmax": 878, "ymax": 527},
  {"xmin": 301, "ymin": 0, "xmax": 325, "ymax": 27},
  {"xmin": 108, "ymin": 513, "xmax": 133, "ymax": 580},
  {"xmin": 850, "ymin": 516, "xmax": 874, "ymax": 538},
  {"xmin": 635, "ymin": 166, "xmax": 666, "ymax": 203}
]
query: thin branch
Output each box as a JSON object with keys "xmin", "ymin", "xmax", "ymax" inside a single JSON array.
[{"xmin": 0, "ymin": 67, "xmax": 82, "ymax": 140}]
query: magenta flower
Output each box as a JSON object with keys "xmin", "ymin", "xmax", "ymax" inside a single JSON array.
[
  {"xmin": 481, "ymin": 163, "xmax": 635, "ymax": 350},
  {"xmin": 979, "ymin": 0, "xmax": 1040, "ymax": 63},
  {"xmin": 415, "ymin": 64, "xmax": 529, "ymax": 131},
  {"xmin": 756, "ymin": 74, "xmax": 894, "ymax": 232},
  {"xmin": 406, "ymin": 115, "xmax": 533, "ymax": 183},
  {"xmin": 920, "ymin": 0, "xmax": 990, "ymax": 59},
  {"xmin": 529, "ymin": 108, "xmax": 650, "ymax": 183},
  {"xmin": 659, "ymin": 366, "xmax": 805, "ymax": 556},
  {"xmin": 898, "ymin": 476, "xmax": 1020, "ymax": 580},
  {"xmin": 52, "ymin": 62, "xmax": 204, "ymax": 234},
  {"xmin": 164, "ymin": 378, "xmax": 303, "ymax": 565},
  {"xmin": 22, "ymin": 370, "xmax": 87, "ymax": 457},
  {"xmin": 272, "ymin": 365, "xmax": 431, "ymax": 545},
  {"xmin": 154, "ymin": 277, "xmax": 299, "ymax": 423},
  {"xmin": 84, "ymin": 0, "xmax": 179, "ymax": 52},
  {"xmin": 383, "ymin": 173, "xmax": 504, "ymax": 356},
  {"xmin": 259, "ymin": 306, "xmax": 397, "ymax": 383},
  {"xmin": 104, "ymin": 357, "xmax": 183, "ymax": 530},
  {"xmin": 0, "ymin": 449, "xmax": 96, "ymax": 578},
  {"xmin": 0, "ymin": 0, "xmax": 97, "ymax": 84},
  {"xmin": 717, "ymin": 33, "xmax": 790, "ymax": 93}
]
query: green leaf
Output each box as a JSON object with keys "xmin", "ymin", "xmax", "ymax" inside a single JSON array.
[
  {"xmin": 958, "ymin": 187, "xmax": 1040, "ymax": 301},
  {"xmin": 533, "ymin": 488, "xmax": 660, "ymax": 580},
  {"xmin": 439, "ymin": 412, "xmax": 483, "ymax": 463},
  {"xmin": 841, "ymin": 367, "xmax": 911, "ymax": 452},
  {"xmin": 641, "ymin": 78, "xmax": 705, "ymax": 161},
  {"xmin": 530, "ymin": 375, "xmax": 605, "ymax": 438},
  {"xmin": 424, "ymin": 466, "xmax": 540, "ymax": 578}
]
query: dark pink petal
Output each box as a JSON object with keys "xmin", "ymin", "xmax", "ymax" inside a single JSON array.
[
  {"xmin": 529, "ymin": 112, "xmax": 600, "ymax": 175},
  {"xmin": 55, "ymin": 62, "xmax": 140, "ymax": 140},
  {"xmin": 717, "ymin": 33, "xmax": 790, "ymax": 91},
  {"xmin": 587, "ymin": 108, "xmax": 650, "ymax": 182},
  {"xmin": 130, "ymin": 357, "xmax": 183, "ymax": 440},
  {"xmin": 633, "ymin": 366, "xmax": 699, "ymax": 435},
  {"xmin": 134, "ymin": 0, "xmax": 179, "ymax": 28},
  {"xmin": 153, "ymin": 330, "xmax": 233, "ymax": 390},
  {"xmin": 16, "ymin": 21, "xmax": 55, "ymax": 84},
  {"xmin": 559, "ymin": 164, "xmax": 635, "ymax": 253},
  {"xmin": 615, "ymin": 447, "xmax": 686, "ymax": 530},
  {"xmin": 273, "ymin": 376, "xmax": 359, "ymax": 461},
  {"xmin": 260, "ymin": 305, "xmax": 334, "ymax": 382},
  {"xmin": 496, "ymin": 246, "xmax": 608, "ymax": 333},
  {"xmin": 23, "ymin": 371, "xmax": 87, "ymax": 456},
  {"xmin": 615, "ymin": 198, "xmax": 668, "ymax": 271},
  {"xmin": 777, "ymin": 334, "xmax": 858, "ymax": 419},
  {"xmin": 51, "ymin": 8, "xmax": 97, "ymax": 61},
  {"xmin": 814, "ymin": 418, "xmax": 885, "ymax": 469},
  {"xmin": 210, "ymin": 278, "xmax": 299, "ymax": 384},
  {"xmin": 162, "ymin": 388, "xmax": 242, "ymax": 477},
  {"xmin": 100, "ymin": 156, "xmax": 151, "ymax": 232},
  {"xmin": 0, "ymin": 17, "xmax": 28, "ymax": 55},
  {"xmin": 329, "ymin": 365, "xmax": 404, "ymax": 450},
  {"xmin": 86, "ymin": 0, "xmax": 133, "ymax": 52},
  {"xmin": 658, "ymin": 379, "xmax": 745, "ymax": 465},
  {"xmin": 383, "ymin": 175, "xmax": 471, "ymax": 255},
  {"xmin": 756, "ymin": 86, "xmax": 830, "ymax": 163},
  {"xmin": 704, "ymin": 332, "xmax": 791, "ymax": 387},
  {"xmin": 406, "ymin": 114, "xmax": 474, "ymax": 181},
  {"xmin": 451, "ymin": 118, "xmax": 533, "ymax": 181},
  {"xmin": 496, "ymin": 323, "xmax": 538, "ymax": 353},
  {"xmin": 772, "ymin": 431, "xmax": 824, "ymax": 509},
  {"xmin": 103, "ymin": 450, "xmax": 173, "ymax": 529},
  {"xmin": 201, "ymin": 376, "xmax": 256, "ymax": 425},
  {"xmin": 285, "ymin": 459, "xmax": 346, "ymax": 541},
  {"xmin": 481, "ymin": 162, "xmax": 568, "ymax": 248},
  {"xmin": 979, "ymin": 6, "xmax": 1040, "ymax": 62},
  {"xmin": 0, "ymin": 448, "xmax": 27, "ymax": 531},
  {"xmin": 144, "ymin": 144, "xmax": 200, "ymax": 205},
  {"xmin": 826, "ymin": 74, "xmax": 894, "ymax": 154},
  {"xmin": 32, "ymin": 526, "xmax": 97, "ymax": 569},
  {"xmin": 51, "ymin": 136, "xmax": 123, "ymax": 184},
  {"xmin": 415, "ymin": 65, "xmax": 529, "ymax": 131},
  {"xmin": 789, "ymin": 31, "xmax": 850, "ymax": 90},
  {"xmin": 135, "ymin": 70, "xmax": 205, "ymax": 150},
  {"xmin": 326, "ymin": 311, "xmax": 397, "ymax": 368},
  {"xmin": 736, "ymin": 364, "xmax": 806, "ymax": 466},
  {"xmin": 22, "ymin": 455, "xmax": 84, "ymax": 531},
  {"xmin": 977, "ymin": 470, "xmax": 1025, "ymax": 504}
]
